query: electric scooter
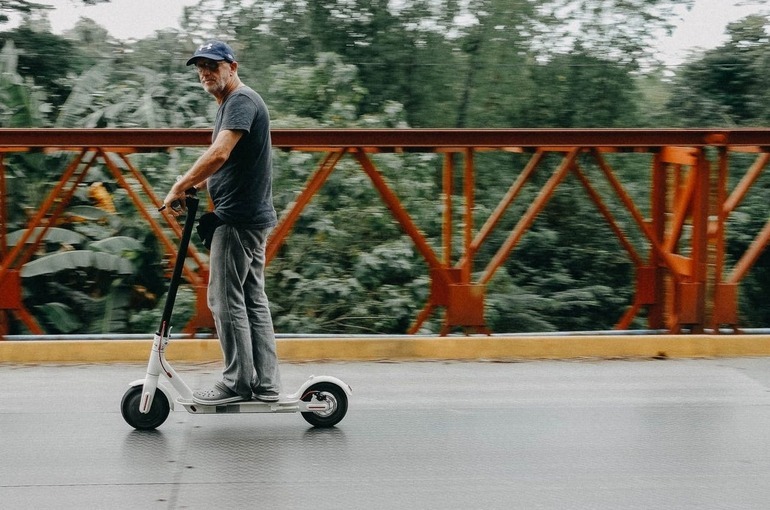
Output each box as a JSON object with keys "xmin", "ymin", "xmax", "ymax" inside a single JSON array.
[{"xmin": 121, "ymin": 189, "xmax": 351, "ymax": 430}]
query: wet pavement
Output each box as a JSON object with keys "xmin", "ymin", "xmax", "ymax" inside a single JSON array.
[{"xmin": 2, "ymin": 358, "xmax": 770, "ymax": 509}]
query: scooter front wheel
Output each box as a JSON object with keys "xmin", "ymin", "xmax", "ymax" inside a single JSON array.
[
  {"xmin": 301, "ymin": 382, "xmax": 348, "ymax": 428},
  {"xmin": 121, "ymin": 385, "xmax": 170, "ymax": 430}
]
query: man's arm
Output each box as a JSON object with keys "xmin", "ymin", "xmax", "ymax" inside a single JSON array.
[{"xmin": 163, "ymin": 129, "xmax": 244, "ymax": 213}]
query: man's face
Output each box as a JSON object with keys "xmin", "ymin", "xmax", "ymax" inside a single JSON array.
[{"xmin": 194, "ymin": 59, "xmax": 233, "ymax": 97}]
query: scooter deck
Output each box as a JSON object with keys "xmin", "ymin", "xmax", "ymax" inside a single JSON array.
[{"xmin": 176, "ymin": 396, "xmax": 329, "ymax": 415}]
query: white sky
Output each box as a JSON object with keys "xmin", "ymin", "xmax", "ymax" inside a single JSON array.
[
  {"xmin": 23, "ymin": 0, "xmax": 770, "ymax": 66},
  {"xmin": 658, "ymin": 0, "xmax": 767, "ymax": 65},
  {"xmin": 38, "ymin": 0, "xmax": 199, "ymax": 39}
]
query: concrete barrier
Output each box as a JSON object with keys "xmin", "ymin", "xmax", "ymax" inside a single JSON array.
[{"xmin": 2, "ymin": 334, "xmax": 770, "ymax": 363}]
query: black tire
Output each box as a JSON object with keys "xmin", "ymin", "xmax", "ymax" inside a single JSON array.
[
  {"xmin": 121, "ymin": 385, "xmax": 170, "ymax": 430},
  {"xmin": 300, "ymin": 382, "xmax": 348, "ymax": 428}
]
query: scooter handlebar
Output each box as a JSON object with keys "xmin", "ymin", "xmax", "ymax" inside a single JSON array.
[{"xmin": 159, "ymin": 187, "xmax": 198, "ymax": 212}]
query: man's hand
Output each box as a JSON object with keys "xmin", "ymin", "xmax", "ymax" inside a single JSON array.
[
  {"xmin": 158, "ymin": 188, "xmax": 187, "ymax": 218},
  {"xmin": 161, "ymin": 184, "xmax": 187, "ymax": 216}
]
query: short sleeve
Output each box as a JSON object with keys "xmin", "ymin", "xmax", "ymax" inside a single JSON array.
[{"xmin": 219, "ymin": 92, "xmax": 258, "ymax": 134}]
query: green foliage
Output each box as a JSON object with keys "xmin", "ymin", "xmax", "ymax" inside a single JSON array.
[
  {"xmin": 0, "ymin": 39, "xmax": 49, "ymax": 126},
  {"xmin": 2, "ymin": 26, "xmax": 92, "ymax": 108},
  {"xmin": 20, "ymin": 249, "xmax": 134, "ymax": 277},
  {"xmin": 30, "ymin": 280, "xmax": 131, "ymax": 334},
  {"xmin": 520, "ymin": 50, "xmax": 641, "ymax": 127},
  {"xmin": 129, "ymin": 285, "xmax": 196, "ymax": 334},
  {"xmin": 56, "ymin": 60, "xmax": 210, "ymax": 128},
  {"xmin": 10, "ymin": 187, "xmax": 170, "ymax": 334},
  {"xmin": 268, "ymin": 152, "xmax": 431, "ymax": 334},
  {"xmin": 6, "ymin": 227, "xmax": 87, "ymax": 247},
  {"xmin": 269, "ymin": 53, "xmax": 367, "ymax": 124},
  {"xmin": 90, "ymin": 236, "xmax": 145, "ymax": 256},
  {"xmin": 36, "ymin": 302, "xmax": 82, "ymax": 333}
]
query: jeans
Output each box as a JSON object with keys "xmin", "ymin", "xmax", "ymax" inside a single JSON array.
[{"xmin": 208, "ymin": 224, "xmax": 281, "ymax": 398}]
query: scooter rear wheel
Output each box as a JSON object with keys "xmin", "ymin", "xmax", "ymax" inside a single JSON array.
[
  {"xmin": 121, "ymin": 385, "xmax": 170, "ymax": 430},
  {"xmin": 301, "ymin": 382, "xmax": 348, "ymax": 428}
]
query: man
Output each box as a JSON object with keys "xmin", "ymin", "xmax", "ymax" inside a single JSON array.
[{"xmin": 163, "ymin": 40, "xmax": 281, "ymax": 405}]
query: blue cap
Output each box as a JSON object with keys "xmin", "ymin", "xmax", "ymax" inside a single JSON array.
[{"xmin": 186, "ymin": 41, "xmax": 236, "ymax": 66}]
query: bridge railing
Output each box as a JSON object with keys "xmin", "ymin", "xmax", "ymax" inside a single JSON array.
[{"xmin": 1, "ymin": 128, "xmax": 769, "ymax": 336}]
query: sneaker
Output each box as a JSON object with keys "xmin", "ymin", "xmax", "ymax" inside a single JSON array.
[
  {"xmin": 193, "ymin": 381, "xmax": 246, "ymax": 405},
  {"xmin": 253, "ymin": 390, "xmax": 280, "ymax": 402}
]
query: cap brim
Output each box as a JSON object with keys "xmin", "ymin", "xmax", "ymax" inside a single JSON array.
[{"xmin": 186, "ymin": 54, "xmax": 230, "ymax": 66}]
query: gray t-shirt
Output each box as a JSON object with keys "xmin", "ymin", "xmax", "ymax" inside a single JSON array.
[{"xmin": 208, "ymin": 86, "xmax": 277, "ymax": 228}]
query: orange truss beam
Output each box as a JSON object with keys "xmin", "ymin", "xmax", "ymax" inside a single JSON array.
[{"xmin": 2, "ymin": 128, "xmax": 770, "ymax": 337}]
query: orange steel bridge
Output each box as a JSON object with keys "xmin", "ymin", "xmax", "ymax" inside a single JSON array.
[{"xmin": 1, "ymin": 128, "xmax": 769, "ymax": 337}]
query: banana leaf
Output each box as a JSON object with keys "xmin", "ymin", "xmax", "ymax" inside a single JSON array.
[
  {"xmin": 65, "ymin": 205, "xmax": 111, "ymax": 221},
  {"xmin": 35, "ymin": 302, "xmax": 82, "ymax": 334},
  {"xmin": 21, "ymin": 249, "xmax": 135, "ymax": 278},
  {"xmin": 90, "ymin": 236, "xmax": 144, "ymax": 256},
  {"xmin": 6, "ymin": 227, "xmax": 87, "ymax": 247}
]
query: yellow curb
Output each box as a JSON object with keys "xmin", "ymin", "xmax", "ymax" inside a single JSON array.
[
  {"xmin": 2, "ymin": 335, "xmax": 770, "ymax": 363},
  {"xmin": 279, "ymin": 335, "xmax": 770, "ymax": 360}
]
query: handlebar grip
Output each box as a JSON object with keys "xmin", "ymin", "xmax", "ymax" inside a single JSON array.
[{"xmin": 159, "ymin": 187, "xmax": 198, "ymax": 212}]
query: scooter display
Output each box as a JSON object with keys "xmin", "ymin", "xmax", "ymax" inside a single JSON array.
[{"xmin": 121, "ymin": 190, "xmax": 351, "ymax": 430}]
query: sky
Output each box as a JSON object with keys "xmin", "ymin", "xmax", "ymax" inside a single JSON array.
[
  {"xmin": 40, "ymin": 0, "xmax": 199, "ymax": 38},
  {"xmin": 659, "ymin": 0, "xmax": 767, "ymax": 65},
  {"xmin": 21, "ymin": 0, "xmax": 770, "ymax": 67}
]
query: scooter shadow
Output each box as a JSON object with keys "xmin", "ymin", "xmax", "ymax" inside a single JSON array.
[
  {"xmin": 120, "ymin": 429, "xmax": 174, "ymax": 463},
  {"xmin": 302, "ymin": 426, "xmax": 347, "ymax": 443}
]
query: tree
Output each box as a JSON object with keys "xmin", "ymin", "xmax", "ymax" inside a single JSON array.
[
  {"xmin": 446, "ymin": 0, "xmax": 682, "ymax": 127},
  {"xmin": 666, "ymin": 14, "xmax": 770, "ymax": 127},
  {"xmin": 531, "ymin": 0, "xmax": 693, "ymax": 68},
  {"xmin": 0, "ymin": 25, "xmax": 95, "ymax": 111},
  {"xmin": 519, "ymin": 48, "xmax": 641, "ymax": 128},
  {"xmin": 0, "ymin": 0, "xmax": 110, "ymax": 25},
  {"xmin": 268, "ymin": 52, "xmax": 367, "ymax": 125},
  {"xmin": 0, "ymin": 38, "xmax": 48, "ymax": 126},
  {"xmin": 0, "ymin": 1, "xmax": 48, "ymax": 24}
]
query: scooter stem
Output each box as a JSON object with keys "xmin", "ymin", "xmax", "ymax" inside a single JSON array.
[
  {"xmin": 158, "ymin": 188, "xmax": 199, "ymax": 338},
  {"xmin": 141, "ymin": 189, "xmax": 199, "ymax": 413}
]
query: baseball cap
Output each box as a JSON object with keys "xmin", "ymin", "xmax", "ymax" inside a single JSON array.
[{"xmin": 186, "ymin": 41, "xmax": 237, "ymax": 66}]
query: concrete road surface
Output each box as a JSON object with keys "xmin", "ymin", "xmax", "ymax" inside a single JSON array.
[{"xmin": 2, "ymin": 358, "xmax": 770, "ymax": 509}]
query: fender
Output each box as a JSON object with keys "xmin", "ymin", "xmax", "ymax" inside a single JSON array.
[
  {"xmin": 128, "ymin": 379, "xmax": 175, "ymax": 411},
  {"xmin": 287, "ymin": 375, "xmax": 353, "ymax": 400}
]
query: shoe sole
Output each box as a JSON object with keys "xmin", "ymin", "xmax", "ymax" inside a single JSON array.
[
  {"xmin": 192, "ymin": 395, "xmax": 246, "ymax": 406},
  {"xmin": 254, "ymin": 395, "xmax": 280, "ymax": 402}
]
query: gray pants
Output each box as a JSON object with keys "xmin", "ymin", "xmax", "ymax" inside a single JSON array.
[{"xmin": 208, "ymin": 224, "xmax": 281, "ymax": 398}]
